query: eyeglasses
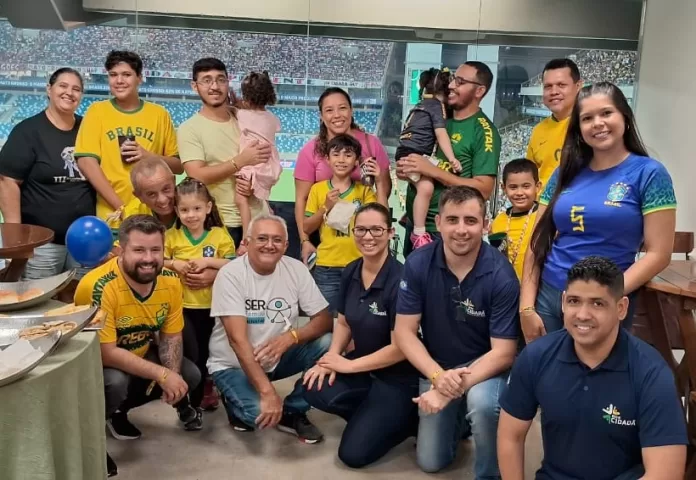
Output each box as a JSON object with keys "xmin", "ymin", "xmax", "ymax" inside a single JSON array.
[
  {"xmin": 250, "ymin": 235, "xmax": 285, "ymax": 246},
  {"xmin": 452, "ymin": 76, "xmax": 484, "ymax": 88},
  {"xmin": 352, "ymin": 226, "xmax": 388, "ymax": 237},
  {"xmin": 196, "ymin": 77, "xmax": 228, "ymax": 87}
]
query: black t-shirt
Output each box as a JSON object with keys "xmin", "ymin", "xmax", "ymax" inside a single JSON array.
[
  {"xmin": 397, "ymin": 95, "xmax": 447, "ymax": 157},
  {"xmin": 338, "ymin": 255, "xmax": 419, "ymax": 385},
  {"xmin": 0, "ymin": 112, "xmax": 95, "ymax": 244}
]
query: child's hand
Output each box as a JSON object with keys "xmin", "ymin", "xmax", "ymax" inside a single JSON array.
[
  {"xmin": 187, "ymin": 258, "xmax": 209, "ymax": 273},
  {"xmin": 324, "ymin": 189, "xmax": 340, "ymax": 213},
  {"xmin": 171, "ymin": 259, "xmax": 190, "ymax": 276},
  {"xmin": 362, "ymin": 157, "xmax": 381, "ymax": 179},
  {"xmin": 451, "ymin": 159, "xmax": 462, "ymax": 173}
]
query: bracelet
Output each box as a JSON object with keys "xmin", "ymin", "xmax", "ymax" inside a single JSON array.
[
  {"xmin": 159, "ymin": 368, "xmax": 169, "ymax": 384},
  {"xmin": 230, "ymin": 159, "xmax": 238, "ymax": 172},
  {"xmin": 430, "ymin": 369, "xmax": 443, "ymax": 382},
  {"xmin": 289, "ymin": 329, "xmax": 299, "ymax": 344},
  {"xmin": 520, "ymin": 306, "xmax": 536, "ymax": 317}
]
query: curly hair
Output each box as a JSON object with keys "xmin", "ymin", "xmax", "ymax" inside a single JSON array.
[{"xmin": 240, "ymin": 71, "xmax": 277, "ymax": 108}]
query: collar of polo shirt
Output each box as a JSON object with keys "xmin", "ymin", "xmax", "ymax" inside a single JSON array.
[
  {"xmin": 556, "ymin": 328, "xmax": 630, "ymax": 371},
  {"xmin": 351, "ymin": 254, "xmax": 398, "ymax": 290}
]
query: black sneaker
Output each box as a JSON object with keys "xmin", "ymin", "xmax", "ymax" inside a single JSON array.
[
  {"xmin": 277, "ymin": 412, "xmax": 323, "ymax": 444},
  {"xmin": 183, "ymin": 407, "xmax": 203, "ymax": 431},
  {"xmin": 107, "ymin": 452, "xmax": 118, "ymax": 477},
  {"xmin": 177, "ymin": 404, "xmax": 198, "ymax": 424},
  {"xmin": 220, "ymin": 394, "xmax": 253, "ymax": 432},
  {"xmin": 107, "ymin": 411, "xmax": 141, "ymax": 440}
]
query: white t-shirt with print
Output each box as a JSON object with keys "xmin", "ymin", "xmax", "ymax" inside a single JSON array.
[{"xmin": 207, "ymin": 255, "xmax": 328, "ymax": 374}]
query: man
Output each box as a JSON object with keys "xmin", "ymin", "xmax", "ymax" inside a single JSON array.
[
  {"xmin": 74, "ymin": 215, "xmax": 202, "ymax": 476},
  {"xmin": 498, "ymin": 256, "xmax": 687, "ymax": 480},
  {"xmin": 75, "ymin": 50, "xmax": 183, "ymax": 221},
  {"xmin": 208, "ymin": 213, "xmax": 332, "ymax": 443},
  {"xmin": 526, "ymin": 58, "xmax": 583, "ymax": 191},
  {"xmin": 395, "ymin": 186, "xmax": 520, "ymax": 476},
  {"xmin": 396, "ymin": 61, "xmax": 502, "ymax": 256},
  {"xmin": 178, "ymin": 57, "xmax": 271, "ymax": 247}
]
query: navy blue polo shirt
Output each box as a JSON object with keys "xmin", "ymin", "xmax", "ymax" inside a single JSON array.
[
  {"xmin": 338, "ymin": 254, "xmax": 418, "ymax": 384},
  {"xmin": 396, "ymin": 240, "xmax": 520, "ymax": 369},
  {"xmin": 500, "ymin": 329, "xmax": 688, "ymax": 480}
]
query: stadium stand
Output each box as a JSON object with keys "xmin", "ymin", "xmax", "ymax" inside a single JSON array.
[{"xmin": 525, "ymin": 49, "xmax": 636, "ymax": 86}]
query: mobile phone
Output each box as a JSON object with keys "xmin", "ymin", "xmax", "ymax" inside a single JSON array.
[{"xmin": 307, "ymin": 251, "xmax": 317, "ymax": 270}]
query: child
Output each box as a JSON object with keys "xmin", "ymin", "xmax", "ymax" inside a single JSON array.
[
  {"xmin": 164, "ymin": 177, "xmax": 236, "ymax": 425},
  {"xmin": 304, "ymin": 134, "xmax": 387, "ymax": 315},
  {"xmin": 489, "ymin": 159, "xmax": 541, "ymax": 280},
  {"xmin": 234, "ymin": 71, "xmax": 282, "ymax": 254},
  {"xmin": 396, "ymin": 68, "xmax": 462, "ymax": 249}
]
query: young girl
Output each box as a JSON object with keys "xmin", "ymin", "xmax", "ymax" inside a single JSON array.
[
  {"xmin": 235, "ymin": 71, "xmax": 282, "ymax": 254},
  {"xmin": 396, "ymin": 68, "xmax": 462, "ymax": 250},
  {"xmin": 164, "ymin": 177, "xmax": 236, "ymax": 427}
]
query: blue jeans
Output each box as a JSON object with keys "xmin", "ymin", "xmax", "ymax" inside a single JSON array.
[
  {"xmin": 304, "ymin": 372, "xmax": 419, "ymax": 468},
  {"xmin": 536, "ymin": 280, "xmax": 637, "ymax": 333},
  {"xmin": 212, "ymin": 333, "xmax": 331, "ymax": 428},
  {"xmin": 312, "ymin": 266, "xmax": 343, "ymax": 316},
  {"xmin": 416, "ymin": 373, "xmax": 508, "ymax": 478}
]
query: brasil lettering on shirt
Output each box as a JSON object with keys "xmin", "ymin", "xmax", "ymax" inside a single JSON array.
[{"xmin": 105, "ymin": 126, "xmax": 156, "ymax": 142}]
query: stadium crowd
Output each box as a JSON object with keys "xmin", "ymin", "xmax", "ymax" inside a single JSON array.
[{"xmin": 528, "ymin": 49, "xmax": 636, "ymax": 86}]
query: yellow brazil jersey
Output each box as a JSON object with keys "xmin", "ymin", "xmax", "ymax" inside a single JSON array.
[
  {"xmin": 107, "ymin": 196, "xmax": 176, "ymax": 245},
  {"xmin": 74, "ymin": 257, "xmax": 184, "ymax": 358},
  {"xmin": 526, "ymin": 115, "xmax": 569, "ymax": 197},
  {"xmin": 74, "ymin": 99, "xmax": 179, "ymax": 220},
  {"xmin": 305, "ymin": 180, "xmax": 377, "ymax": 268},
  {"xmin": 164, "ymin": 226, "xmax": 236, "ymax": 308},
  {"xmin": 490, "ymin": 204, "xmax": 538, "ymax": 280}
]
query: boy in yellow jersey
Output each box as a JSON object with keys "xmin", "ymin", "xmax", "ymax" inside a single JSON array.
[
  {"xmin": 304, "ymin": 134, "xmax": 389, "ymax": 314},
  {"xmin": 74, "ymin": 215, "xmax": 202, "ymax": 474},
  {"xmin": 489, "ymin": 159, "xmax": 541, "ymax": 280},
  {"xmin": 75, "ymin": 50, "xmax": 183, "ymax": 220},
  {"xmin": 526, "ymin": 58, "xmax": 583, "ymax": 194}
]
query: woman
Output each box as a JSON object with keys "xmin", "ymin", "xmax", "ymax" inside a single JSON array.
[
  {"xmin": 0, "ymin": 68, "xmax": 94, "ymax": 294},
  {"xmin": 294, "ymin": 87, "xmax": 392, "ymax": 265},
  {"xmin": 303, "ymin": 203, "xmax": 419, "ymax": 469},
  {"xmin": 520, "ymin": 82, "xmax": 676, "ymax": 342}
]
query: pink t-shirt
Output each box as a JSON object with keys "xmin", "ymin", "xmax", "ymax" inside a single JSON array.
[
  {"xmin": 237, "ymin": 109, "xmax": 282, "ymax": 200},
  {"xmin": 293, "ymin": 131, "xmax": 390, "ymax": 183}
]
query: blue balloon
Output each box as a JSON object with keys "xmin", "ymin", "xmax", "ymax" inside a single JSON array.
[{"xmin": 66, "ymin": 216, "xmax": 113, "ymax": 267}]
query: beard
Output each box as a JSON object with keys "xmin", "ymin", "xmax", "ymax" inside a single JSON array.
[
  {"xmin": 201, "ymin": 91, "xmax": 229, "ymax": 108},
  {"xmin": 121, "ymin": 258, "xmax": 162, "ymax": 284}
]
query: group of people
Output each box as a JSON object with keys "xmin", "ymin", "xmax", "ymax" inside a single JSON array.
[{"xmin": 0, "ymin": 48, "xmax": 689, "ymax": 480}]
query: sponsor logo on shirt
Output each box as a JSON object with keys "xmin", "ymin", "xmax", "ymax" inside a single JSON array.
[
  {"xmin": 451, "ymin": 133, "xmax": 462, "ymax": 145},
  {"xmin": 602, "ymin": 404, "xmax": 636, "ymax": 426},
  {"xmin": 605, "ymin": 182, "xmax": 630, "ymax": 207},
  {"xmin": 368, "ymin": 302, "xmax": 387, "ymax": 316},
  {"xmin": 202, "ymin": 245, "xmax": 216, "ymax": 257},
  {"xmin": 399, "ymin": 280, "xmax": 408, "ymax": 291},
  {"xmin": 245, "ymin": 297, "xmax": 292, "ymax": 325},
  {"xmin": 461, "ymin": 298, "xmax": 486, "ymax": 318},
  {"xmin": 477, "ymin": 117, "xmax": 495, "ymax": 153}
]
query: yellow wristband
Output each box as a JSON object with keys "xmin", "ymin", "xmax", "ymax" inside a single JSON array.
[
  {"xmin": 430, "ymin": 369, "xmax": 442, "ymax": 382},
  {"xmin": 289, "ymin": 329, "xmax": 299, "ymax": 344}
]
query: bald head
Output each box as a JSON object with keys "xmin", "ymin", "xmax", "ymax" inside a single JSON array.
[
  {"xmin": 130, "ymin": 158, "xmax": 174, "ymax": 194},
  {"xmin": 130, "ymin": 158, "xmax": 176, "ymax": 217}
]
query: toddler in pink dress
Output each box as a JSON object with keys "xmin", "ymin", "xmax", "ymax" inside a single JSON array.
[{"xmin": 235, "ymin": 71, "xmax": 282, "ymax": 240}]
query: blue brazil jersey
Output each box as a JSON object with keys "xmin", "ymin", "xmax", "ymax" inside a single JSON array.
[{"xmin": 540, "ymin": 154, "xmax": 676, "ymax": 290}]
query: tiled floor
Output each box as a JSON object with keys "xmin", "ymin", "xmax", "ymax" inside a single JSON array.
[{"xmin": 109, "ymin": 375, "xmax": 544, "ymax": 480}]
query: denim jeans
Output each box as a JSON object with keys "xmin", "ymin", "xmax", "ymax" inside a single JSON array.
[
  {"xmin": 312, "ymin": 266, "xmax": 343, "ymax": 316},
  {"xmin": 304, "ymin": 372, "xmax": 419, "ymax": 468},
  {"xmin": 212, "ymin": 333, "xmax": 331, "ymax": 428},
  {"xmin": 416, "ymin": 372, "xmax": 508, "ymax": 478},
  {"xmin": 536, "ymin": 280, "xmax": 637, "ymax": 333}
]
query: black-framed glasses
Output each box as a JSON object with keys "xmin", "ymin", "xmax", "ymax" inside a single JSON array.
[
  {"xmin": 196, "ymin": 77, "xmax": 228, "ymax": 87},
  {"xmin": 453, "ymin": 76, "xmax": 484, "ymax": 88},
  {"xmin": 352, "ymin": 226, "xmax": 387, "ymax": 237}
]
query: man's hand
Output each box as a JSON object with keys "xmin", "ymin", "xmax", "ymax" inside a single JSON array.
[
  {"xmin": 256, "ymin": 389, "xmax": 283, "ymax": 429},
  {"xmin": 432, "ymin": 367, "xmax": 471, "ymax": 399},
  {"xmin": 253, "ymin": 332, "xmax": 294, "ymax": 370},
  {"xmin": 396, "ymin": 153, "xmax": 436, "ymax": 178},
  {"xmin": 317, "ymin": 352, "xmax": 355, "ymax": 374},
  {"xmin": 303, "ymin": 365, "xmax": 336, "ymax": 390},
  {"xmin": 235, "ymin": 176, "xmax": 253, "ymax": 197},
  {"xmin": 324, "ymin": 189, "xmax": 340, "ymax": 212},
  {"xmin": 158, "ymin": 370, "xmax": 189, "ymax": 405},
  {"xmin": 301, "ymin": 241, "xmax": 317, "ymax": 266},
  {"xmin": 521, "ymin": 311, "xmax": 547, "ymax": 344},
  {"xmin": 120, "ymin": 140, "xmax": 154, "ymax": 164},
  {"xmin": 183, "ymin": 268, "xmax": 217, "ymax": 289},
  {"xmin": 238, "ymin": 140, "xmax": 271, "ymax": 169},
  {"xmin": 413, "ymin": 388, "xmax": 451, "ymax": 415}
]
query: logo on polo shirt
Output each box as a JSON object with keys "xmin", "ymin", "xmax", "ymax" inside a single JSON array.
[
  {"xmin": 202, "ymin": 245, "xmax": 216, "ymax": 257},
  {"xmin": 462, "ymin": 299, "xmax": 485, "ymax": 318},
  {"xmin": 605, "ymin": 182, "xmax": 630, "ymax": 207},
  {"xmin": 400, "ymin": 280, "xmax": 408, "ymax": 291},
  {"xmin": 602, "ymin": 404, "xmax": 636, "ymax": 426},
  {"xmin": 368, "ymin": 302, "xmax": 387, "ymax": 316}
]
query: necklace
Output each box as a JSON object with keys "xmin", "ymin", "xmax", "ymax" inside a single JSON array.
[{"xmin": 504, "ymin": 205, "xmax": 536, "ymax": 266}]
